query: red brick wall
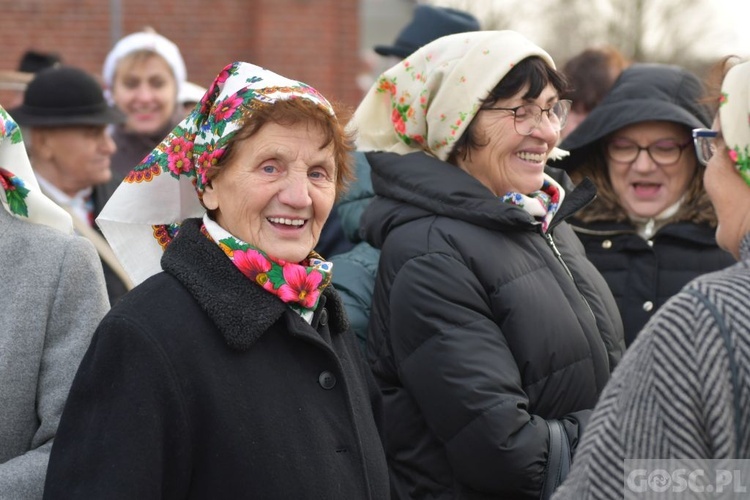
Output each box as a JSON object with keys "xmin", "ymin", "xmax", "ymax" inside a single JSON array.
[{"xmin": 0, "ymin": 0, "xmax": 361, "ymax": 110}]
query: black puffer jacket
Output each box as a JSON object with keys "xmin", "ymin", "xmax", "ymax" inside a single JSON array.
[
  {"xmin": 361, "ymin": 151, "xmax": 625, "ymax": 499},
  {"xmin": 570, "ymin": 220, "xmax": 734, "ymax": 345}
]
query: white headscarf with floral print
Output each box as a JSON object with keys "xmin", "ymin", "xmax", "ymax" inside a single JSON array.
[
  {"xmin": 719, "ymin": 60, "xmax": 750, "ymax": 187},
  {"xmin": 350, "ymin": 30, "xmax": 566, "ymax": 161},
  {"xmin": 0, "ymin": 106, "xmax": 73, "ymax": 233},
  {"xmin": 96, "ymin": 62, "xmax": 336, "ymax": 286}
]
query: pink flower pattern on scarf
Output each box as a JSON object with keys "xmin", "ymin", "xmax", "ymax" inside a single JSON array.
[{"xmin": 202, "ymin": 218, "xmax": 332, "ymax": 315}]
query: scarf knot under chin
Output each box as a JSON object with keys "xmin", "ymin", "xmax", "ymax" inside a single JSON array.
[
  {"xmin": 501, "ymin": 176, "xmax": 564, "ymax": 233},
  {"xmin": 202, "ymin": 215, "xmax": 332, "ymax": 316}
]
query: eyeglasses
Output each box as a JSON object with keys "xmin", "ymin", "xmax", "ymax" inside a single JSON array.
[
  {"xmin": 482, "ymin": 99, "xmax": 572, "ymax": 136},
  {"xmin": 605, "ymin": 138, "xmax": 692, "ymax": 166},
  {"xmin": 692, "ymin": 128, "xmax": 718, "ymax": 166}
]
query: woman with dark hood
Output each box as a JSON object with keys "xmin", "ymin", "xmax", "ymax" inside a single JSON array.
[{"xmin": 553, "ymin": 63, "xmax": 734, "ymax": 345}]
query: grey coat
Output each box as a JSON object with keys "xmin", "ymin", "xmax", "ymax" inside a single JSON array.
[
  {"xmin": 553, "ymin": 233, "xmax": 750, "ymax": 499},
  {"xmin": 0, "ymin": 207, "xmax": 109, "ymax": 499}
]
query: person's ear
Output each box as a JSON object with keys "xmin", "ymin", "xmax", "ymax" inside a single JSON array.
[
  {"xmin": 30, "ymin": 128, "xmax": 55, "ymax": 161},
  {"xmin": 202, "ymin": 179, "xmax": 219, "ymax": 210}
]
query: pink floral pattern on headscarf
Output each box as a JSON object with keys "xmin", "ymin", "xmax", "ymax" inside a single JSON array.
[
  {"xmin": 97, "ymin": 62, "xmax": 337, "ymax": 286},
  {"xmin": 719, "ymin": 61, "xmax": 750, "ymax": 187},
  {"xmin": 122, "ymin": 63, "xmax": 333, "ymax": 197}
]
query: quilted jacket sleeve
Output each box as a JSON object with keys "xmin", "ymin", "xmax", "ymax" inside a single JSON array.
[{"xmin": 388, "ymin": 252, "xmax": 587, "ymax": 497}]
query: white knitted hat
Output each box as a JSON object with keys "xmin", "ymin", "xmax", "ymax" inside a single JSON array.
[{"xmin": 102, "ymin": 31, "xmax": 186, "ymax": 98}]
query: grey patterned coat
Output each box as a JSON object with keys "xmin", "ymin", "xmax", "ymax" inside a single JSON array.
[{"xmin": 553, "ymin": 233, "xmax": 750, "ymax": 499}]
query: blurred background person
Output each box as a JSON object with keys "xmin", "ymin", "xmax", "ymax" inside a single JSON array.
[
  {"xmin": 17, "ymin": 50, "xmax": 63, "ymax": 74},
  {"xmin": 331, "ymin": 3, "xmax": 481, "ymax": 350},
  {"xmin": 0, "ymin": 105, "xmax": 108, "ymax": 499},
  {"xmin": 559, "ymin": 46, "xmax": 630, "ymax": 140},
  {"xmin": 10, "ymin": 65, "xmax": 133, "ymax": 304},
  {"xmin": 351, "ymin": 30, "xmax": 624, "ymax": 498},
  {"xmin": 0, "ymin": 50, "xmax": 62, "ymax": 109},
  {"xmin": 552, "ymin": 63, "xmax": 734, "ymax": 346},
  {"xmin": 44, "ymin": 62, "xmax": 389, "ymax": 498},
  {"xmin": 98, "ymin": 28, "xmax": 186, "ymax": 205},
  {"xmin": 553, "ymin": 56, "xmax": 750, "ymax": 499},
  {"xmin": 371, "ymin": 4, "xmax": 481, "ymax": 76},
  {"xmin": 177, "ymin": 80, "xmax": 207, "ymax": 118}
]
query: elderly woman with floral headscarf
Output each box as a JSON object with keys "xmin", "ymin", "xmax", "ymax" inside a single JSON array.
[
  {"xmin": 43, "ymin": 62, "xmax": 389, "ymax": 499},
  {"xmin": 552, "ymin": 57, "xmax": 750, "ymax": 499},
  {"xmin": 0, "ymin": 106, "xmax": 108, "ymax": 499},
  {"xmin": 352, "ymin": 30, "xmax": 624, "ymax": 499}
]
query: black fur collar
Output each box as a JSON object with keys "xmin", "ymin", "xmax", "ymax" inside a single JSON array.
[{"xmin": 161, "ymin": 218, "xmax": 349, "ymax": 350}]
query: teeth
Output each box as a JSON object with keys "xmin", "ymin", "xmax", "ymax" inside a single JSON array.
[
  {"xmin": 268, "ymin": 217, "xmax": 305, "ymax": 226},
  {"xmin": 517, "ymin": 152, "xmax": 545, "ymax": 163}
]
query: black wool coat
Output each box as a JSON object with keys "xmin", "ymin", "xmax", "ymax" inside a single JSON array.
[
  {"xmin": 361, "ymin": 152, "xmax": 625, "ymax": 499},
  {"xmin": 43, "ymin": 218, "xmax": 390, "ymax": 500}
]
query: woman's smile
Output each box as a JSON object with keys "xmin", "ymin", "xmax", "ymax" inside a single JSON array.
[{"xmin": 202, "ymin": 121, "xmax": 336, "ymax": 263}]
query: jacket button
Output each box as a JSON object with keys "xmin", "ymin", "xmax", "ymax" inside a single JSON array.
[
  {"xmin": 643, "ymin": 301, "xmax": 654, "ymax": 312},
  {"xmin": 647, "ymin": 240, "xmax": 654, "ymax": 247},
  {"xmin": 319, "ymin": 308, "xmax": 328, "ymax": 326},
  {"xmin": 318, "ymin": 371, "xmax": 337, "ymax": 390},
  {"xmin": 602, "ymin": 240, "xmax": 612, "ymax": 249}
]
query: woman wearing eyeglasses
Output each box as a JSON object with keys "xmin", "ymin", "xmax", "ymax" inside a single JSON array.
[
  {"xmin": 351, "ymin": 30, "xmax": 624, "ymax": 499},
  {"xmin": 552, "ymin": 56, "xmax": 750, "ymax": 500},
  {"xmin": 552, "ymin": 63, "xmax": 734, "ymax": 347}
]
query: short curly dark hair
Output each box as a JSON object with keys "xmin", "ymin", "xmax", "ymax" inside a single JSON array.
[{"xmin": 447, "ymin": 56, "xmax": 568, "ymax": 165}]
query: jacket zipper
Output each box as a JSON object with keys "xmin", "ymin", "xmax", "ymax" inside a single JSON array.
[
  {"xmin": 542, "ymin": 228, "xmax": 573, "ymax": 280},
  {"xmin": 541, "ymin": 226, "xmax": 596, "ymax": 321}
]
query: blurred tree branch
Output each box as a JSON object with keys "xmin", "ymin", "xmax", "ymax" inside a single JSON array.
[{"xmin": 424, "ymin": 0, "xmax": 729, "ymax": 76}]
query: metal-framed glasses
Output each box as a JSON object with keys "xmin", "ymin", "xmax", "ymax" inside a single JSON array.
[
  {"xmin": 482, "ymin": 99, "xmax": 572, "ymax": 136},
  {"xmin": 692, "ymin": 128, "xmax": 718, "ymax": 166},
  {"xmin": 605, "ymin": 138, "xmax": 692, "ymax": 166}
]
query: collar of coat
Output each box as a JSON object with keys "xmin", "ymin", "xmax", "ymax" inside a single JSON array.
[
  {"xmin": 161, "ymin": 217, "xmax": 350, "ymax": 350},
  {"xmin": 362, "ymin": 151, "xmax": 597, "ymax": 248}
]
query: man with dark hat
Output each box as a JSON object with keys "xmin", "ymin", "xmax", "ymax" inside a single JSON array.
[
  {"xmin": 374, "ymin": 4, "xmax": 481, "ymax": 60},
  {"xmin": 11, "ymin": 65, "xmax": 133, "ymax": 304},
  {"xmin": 17, "ymin": 50, "xmax": 62, "ymax": 74}
]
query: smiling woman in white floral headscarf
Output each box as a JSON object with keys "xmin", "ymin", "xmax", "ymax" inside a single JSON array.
[
  {"xmin": 553, "ymin": 57, "xmax": 750, "ymax": 499},
  {"xmin": 43, "ymin": 62, "xmax": 389, "ymax": 499},
  {"xmin": 351, "ymin": 30, "xmax": 625, "ymax": 498}
]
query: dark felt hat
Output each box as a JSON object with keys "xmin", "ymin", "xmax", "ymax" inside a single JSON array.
[
  {"xmin": 374, "ymin": 5, "xmax": 481, "ymax": 59},
  {"xmin": 17, "ymin": 50, "xmax": 62, "ymax": 73},
  {"xmin": 10, "ymin": 65, "xmax": 125, "ymax": 127},
  {"xmin": 555, "ymin": 63, "xmax": 711, "ymax": 169}
]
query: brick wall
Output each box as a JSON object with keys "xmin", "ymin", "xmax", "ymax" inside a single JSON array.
[{"xmin": 0, "ymin": 0, "xmax": 361, "ymax": 110}]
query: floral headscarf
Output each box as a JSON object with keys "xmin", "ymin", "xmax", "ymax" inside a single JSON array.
[
  {"xmin": 719, "ymin": 60, "xmax": 750, "ymax": 187},
  {"xmin": 96, "ymin": 61, "xmax": 336, "ymax": 286},
  {"xmin": 350, "ymin": 30, "xmax": 566, "ymax": 161},
  {"xmin": 0, "ymin": 106, "xmax": 72, "ymax": 233}
]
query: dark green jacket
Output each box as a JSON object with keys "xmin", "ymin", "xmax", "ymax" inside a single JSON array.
[{"xmin": 330, "ymin": 152, "xmax": 380, "ymax": 352}]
